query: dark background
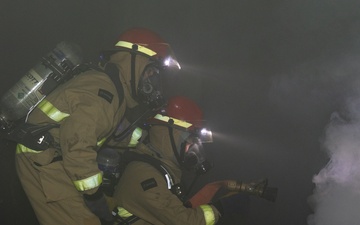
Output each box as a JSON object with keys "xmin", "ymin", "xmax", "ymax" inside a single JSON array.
[{"xmin": 2, "ymin": 1, "xmax": 360, "ymax": 225}]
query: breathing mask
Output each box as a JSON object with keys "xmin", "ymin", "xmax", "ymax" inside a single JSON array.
[
  {"xmin": 137, "ymin": 64, "xmax": 164, "ymax": 108},
  {"xmin": 181, "ymin": 133, "xmax": 213, "ymax": 175}
]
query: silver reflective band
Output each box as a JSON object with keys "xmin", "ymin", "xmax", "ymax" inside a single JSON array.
[
  {"xmin": 164, "ymin": 174, "xmax": 172, "ymax": 190},
  {"xmin": 115, "ymin": 41, "xmax": 157, "ymax": 56},
  {"xmin": 160, "ymin": 164, "xmax": 174, "ymax": 189}
]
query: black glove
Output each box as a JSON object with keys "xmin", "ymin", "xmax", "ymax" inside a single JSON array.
[
  {"xmin": 213, "ymin": 193, "xmax": 250, "ymax": 224},
  {"xmin": 83, "ymin": 188, "xmax": 114, "ymax": 222}
]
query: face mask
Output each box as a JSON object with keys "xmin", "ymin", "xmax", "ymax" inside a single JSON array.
[
  {"xmin": 181, "ymin": 136, "xmax": 212, "ymax": 174},
  {"xmin": 137, "ymin": 65, "xmax": 164, "ymax": 108}
]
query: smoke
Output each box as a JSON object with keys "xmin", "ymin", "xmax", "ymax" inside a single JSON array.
[
  {"xmin": 307, "ymin": 77, "xmax": 360, "ymax": 224},
  {"xmin": 268, "ymin": 54, "xmax": 360, "ymax": 127},
  {"xmin": 268, "ymin": 49, "xmax": 360, "ymax": 224}
]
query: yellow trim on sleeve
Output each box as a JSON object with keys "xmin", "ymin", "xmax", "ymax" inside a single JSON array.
[
  {"xmin": 73, "ymin": 172, "xmax": 103, "ymax": 191},
  {"xmin": 200, "ymin": 205, "xmax": 216, "ymax": 225}
]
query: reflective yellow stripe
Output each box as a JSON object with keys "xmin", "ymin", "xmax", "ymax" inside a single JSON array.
[
  {"xmin": 16, "ymin": 144, "xmax": 41, "ymax": 154},
  {"xmin": 128, "ymin": 127, "xmax": 142, "ymax": 147},
  {"xmin": 115, "ymin": 41, "xmax": 157, "ymax": 56},
  {"xmin": 117, "ymin": 207, "xmax": 133, "ymax": 218},
  {"xmin": 154, "ymin": 114, "xmax": 192, "ymax": 129},
  {"xmin": 200, "ymin": 205, "xmax": 216, "ymax": 225},
  {"xmin": 38, "ymin": 99, "xmax": 107, "ymax": 147},
  {"xmin": 28, "ymin": 100, "xmax": 104, "ymax": 192},
  {"xmin": 73, "ymin": 172, "xmax": 103, "ymax": 191},
  {"xmin": 97, "ymin": 137, "xmax": 107, "ymax": 147},
  {"xmin": 38, "ymin": 99, "xmax": 70, "ymax": 122},
  {"xmin": 18, "ymin": 136, "xmax": 104, "ymax": 192},
  {"xmin": 18, "ymin": 142, "xmax": 102, "ymax": 192}
]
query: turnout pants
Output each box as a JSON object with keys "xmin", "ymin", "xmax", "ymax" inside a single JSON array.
[{"xmin": 15, "ymin": 151, "xmax": 101, "ymax": 225}]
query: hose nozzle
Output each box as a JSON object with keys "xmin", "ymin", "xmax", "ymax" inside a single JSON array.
[{"xmin": 226, "ymin": 179, "xmax": 278, "ymax": 202}]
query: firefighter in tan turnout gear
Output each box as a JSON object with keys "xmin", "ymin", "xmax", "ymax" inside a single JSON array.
[
  {"xmin": 14, "ymin": 27, "xmax": 181, "ymax": 225},
  {"xmin": 112, "ymin": 96, "xmax": 222, "ymax": 225},
  {"xmin": 108, "ymin": 96, "xmax": 278, "ymax": 225}
]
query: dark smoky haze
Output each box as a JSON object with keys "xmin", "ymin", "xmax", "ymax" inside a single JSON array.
[{"xmin": 2, "ymin": 1, "xmax": 360, "ymax": 224}]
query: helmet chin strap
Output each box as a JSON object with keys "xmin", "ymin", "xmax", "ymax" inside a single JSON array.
[
  {"xmin": 131, "ymin": 44, "xmax": 138, "ymax": 97},
  {"xmin": 165, "ymin": 120, "xmax": 206, "ymax": 202},
  {"xmin": 167, "ymin": 119, "xmax": 185, "ymax": 167}
]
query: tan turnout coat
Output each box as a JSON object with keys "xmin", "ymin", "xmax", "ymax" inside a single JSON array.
[{"xmin": 15, "ymin": 52, "xmax": 150, "ymax": 225}]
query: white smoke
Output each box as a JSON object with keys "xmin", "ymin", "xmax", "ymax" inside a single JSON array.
[
  {"xmin": 308, "ymin": 90, "xmax": 360, "ymax": 225},
  {"xmin": 268, "ymin": 51, "xmax": 360, "ymax": 225}
]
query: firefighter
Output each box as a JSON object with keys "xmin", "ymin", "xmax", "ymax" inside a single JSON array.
[
  {"xmin": 111, "ymin": 96, "xmax": 249, "ymax": 225},
  {"xmin": 14, "ymin": 27, "xmax": 180, "ymax": 225}
]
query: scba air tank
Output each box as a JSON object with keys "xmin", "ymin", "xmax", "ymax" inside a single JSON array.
[{"xmin": 0, "ymin": 41, "xmax": 83, "ymax": 129}]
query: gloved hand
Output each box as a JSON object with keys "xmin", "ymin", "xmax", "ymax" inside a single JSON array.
[
  {"xmin": 83, "ymin": 188, "xmax": 114, "ymax": 223},
  {"xmin": 212, "ymin": 193, "xmax": 250, "ymax": 224}
]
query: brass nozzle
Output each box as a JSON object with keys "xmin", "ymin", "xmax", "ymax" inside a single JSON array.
[{"xmin": 225, "ymin": 179, "xmax": 278, "ymax": 202}]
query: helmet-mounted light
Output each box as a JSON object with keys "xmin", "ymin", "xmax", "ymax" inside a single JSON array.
[
  {"xmin": 198, "ymin": 128, "xmax": 213, "ymax": 143},
  {"xmin": 163, "ymin": 56, "xmax": 181, "ymax": 69}
]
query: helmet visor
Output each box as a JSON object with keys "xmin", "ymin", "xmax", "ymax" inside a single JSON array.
[{"xmin": 161, "ymin": 46, "xmax": 181, "ymax": 70}]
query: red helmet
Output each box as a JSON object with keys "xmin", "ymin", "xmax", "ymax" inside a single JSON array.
[
  {"xmin": 152, "ymin": 96, "xmax": 203, "ymax": 131},
  {"xmin": 114, "ymin": 27, "xmax": 180, "ymax": 69},
  {"xmin": 153, "ymin": 96, "xmax": 213, "ymax": 173},
  {"xmin": 167, "ymin": 96, "xmax": 203, "ymax": 129}
]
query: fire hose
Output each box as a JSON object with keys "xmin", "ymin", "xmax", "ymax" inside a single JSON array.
[{"xmin": 185, "ymin": 178, "xmax": 278, "ymax": 208}]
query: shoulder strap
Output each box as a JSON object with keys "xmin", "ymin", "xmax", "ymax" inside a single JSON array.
[
  {"xmin": 88, "ymin": 62, "xmax": 124, "ymax": 106},
  {"xmin": 102, "ymin": 62, "xmax": 124, "ymax": 106}
]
